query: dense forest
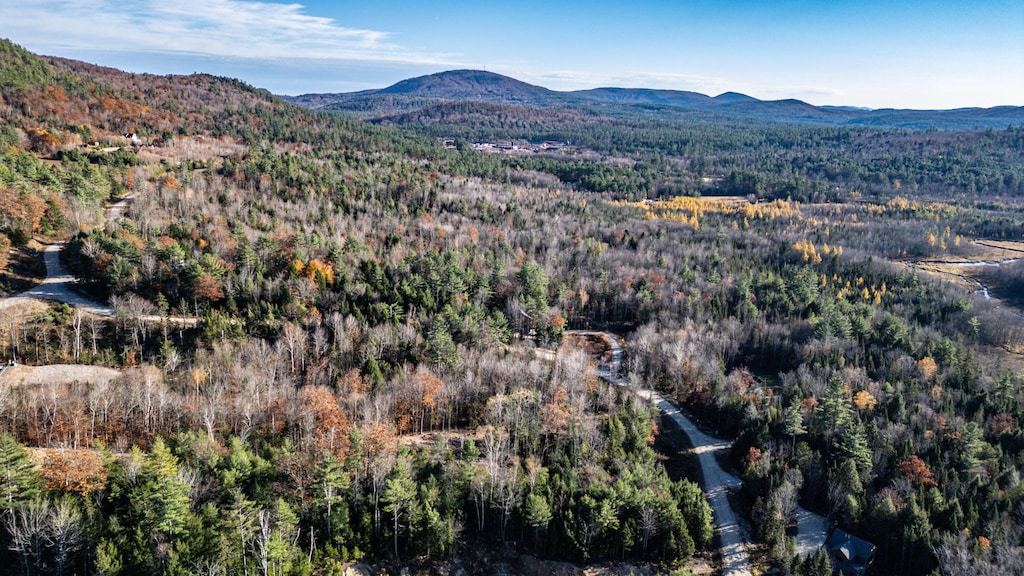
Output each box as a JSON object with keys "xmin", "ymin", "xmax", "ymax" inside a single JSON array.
[
  {"xmin": 2, "ymin": 38, "xmax": 1024, "ymax": 576},
  {"xmin": 328, "ymin": 98, "xmax": 1024, "ymax": 201}
]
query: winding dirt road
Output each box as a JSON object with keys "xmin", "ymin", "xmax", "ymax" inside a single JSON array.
[
  {"xmin": 637, "ymin": 388, "xmax": 752, "ymax": 576},
  {"xmin": 566, "ymin": 331, "xmax": 752, "ymax": 574},
  {"xmin": 571, "ymin": 331, "xmax": 830, "ymax": 572},
  {"xmin": 0, "ymin": 244, "xmax": 113, "ymax": 316},
  {"xmin": 0, "ymin": 198, "xmax": 196, "ymax": 325}
]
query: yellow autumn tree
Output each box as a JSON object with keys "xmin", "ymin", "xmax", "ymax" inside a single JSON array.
[
  {"xmin": 916, "ymin": 357, "xmax": 938, "ymax": 381},
  {"xmin": 304, "ymin": 259, "xmax": 334, "ymax": 285},
  {"xmin": 292, "ymin": 258, "xmax": 334, "ymax": 285},
  {"xmin": 852, "ymin": 390, "xmax": 878, "ymax": 412},
  {"xmin": 791, "ymin": 239, "xmax": 822, "ymax": 264}
]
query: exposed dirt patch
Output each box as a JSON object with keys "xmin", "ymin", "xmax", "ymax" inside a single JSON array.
[
  {"xmin": 563, "ymin": 332, "xmax": 614, "ymax": 363},
  {"xmin": 0, "ymin": 297, "xmax": 50, "ymax": 318},
  {"xmin": 983, "ymin": 343, "xmax": 1024, "ymax": 371},
  {"xmin": 397, "ymin": 430, "xmax": 483, "ymax": 452},
  {"xmin": 134, "ymin": 135, "xmax": 248, "ymax": 166},
  {"xmin": 0, "ymin": 363, "xmax": 121, "ymax": 386}
]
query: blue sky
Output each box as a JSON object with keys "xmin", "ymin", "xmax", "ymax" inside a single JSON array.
[{"xmin": 2, "ymin": 0, "xmax": 1022, "ymax": 109}]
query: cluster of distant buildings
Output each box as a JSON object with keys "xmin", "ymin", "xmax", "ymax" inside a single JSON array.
[{"xmin": 439, "ymin": 138, "xmax": 572, "ymax": 154}]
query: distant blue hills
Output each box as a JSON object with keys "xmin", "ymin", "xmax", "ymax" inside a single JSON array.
[{"xmin": 283, "ymin": 69, "xmax": 1024, "ymax": 131}]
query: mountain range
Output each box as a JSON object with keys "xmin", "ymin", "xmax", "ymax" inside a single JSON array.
[{"xmin": 283, "ymin": 69, "xmax": 1024, "ymax": 131}]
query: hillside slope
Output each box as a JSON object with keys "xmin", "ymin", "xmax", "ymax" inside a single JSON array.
[
  {"xmin": 1, "ymin": 40, "xmax": 280, "ymax": 144},
  {"xmin": 0, "ymin": 40, "xmax": 725, "ymax": 576}
]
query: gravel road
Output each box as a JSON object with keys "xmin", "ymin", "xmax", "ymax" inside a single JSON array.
[
  {"xmin": 0, "ymin": 197, "xmax": 197, "ymax": 326},
  {"xmin": 638, "ymin": 389, "xmax": 753, "ymax": 576},
  {"xmin": 570, "ymin": 331, "xmax": 830, "ymax": 572},
  {"xmin": 0, "ymin": 244, "xmax": 113, "ymax": 316}
]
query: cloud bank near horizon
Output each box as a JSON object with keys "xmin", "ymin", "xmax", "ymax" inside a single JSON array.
[{"xmin": 4, "ymin": 0, "xmax": 455, "ymax": 66}]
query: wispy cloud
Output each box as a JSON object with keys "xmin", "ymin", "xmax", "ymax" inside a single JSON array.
[
  {"xmin": 512, "ymin": 68, "xmax": 843, "ymax": 102},
  {"xmin": 522, "ymin": 69, "xmax": 738, "ymax": 94},
  {"xmin": 1, "ymin": 0, "xmax": 456, "ymax": 65}
]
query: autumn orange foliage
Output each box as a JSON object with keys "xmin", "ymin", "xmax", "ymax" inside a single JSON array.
[
  {"xmin": 192, "ymin": 273, "xmax": 224, "ymax": 302},
  {"xmin": 542, "ymin": 386, "xmax": 570, "ymax": 433},
  {"xmin": 25, "ymin": 127, "xmax": 61, "ymax": 155},
  {"xmin": 898, "ymin": 454, "xmax": 938, "ymax": 488},
  {"xmin": 39, "ymin": 449, "xmax": 108, "ymax": 494},
  {"xmin": 0, "ymin": 233, "xmax": 9, "ymax": 270},
  {"xmin": 743, "ymin": 447, "xmax": 764, "ymax": 471},
  {"xmin": 0, "ymin": 186, "xmax": 49, "ymax": 237},
  {"xmin": 299, "ymin": 386, "xmax": 352, "ymax": 459},
  {"xmin": 338, "ymin": 368, "xmax": 368, "ymax": 396}
]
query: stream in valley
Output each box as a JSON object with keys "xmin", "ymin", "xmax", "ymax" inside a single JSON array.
[{"xmin": 915, "ymin": 257, "xmax": 1020, "ymax": 301}]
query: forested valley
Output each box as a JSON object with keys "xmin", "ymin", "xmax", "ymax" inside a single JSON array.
[{"xmin": 2, "ymin": 38, "xmax": 1024, "ymax": 576}]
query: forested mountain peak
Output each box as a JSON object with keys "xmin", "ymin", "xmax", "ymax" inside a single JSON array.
[
  {"xmin": 713, "ymin": 91, "xmax": 759, "ymax": 103},
  {"xmin": 377, "ymin": 69, "xmax": 567, "ymax": 104}
]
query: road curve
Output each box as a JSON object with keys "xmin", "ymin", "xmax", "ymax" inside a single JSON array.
[
  {"xmin": 1, "ymin": 198, "xmax": 198, "ymax": 326},
  {"xmin": 638, "ymin": 388, "xmax": 753, "ymax": 576},
  {"xmin": 567, "ymin": 331, "xmax": 753, "ymax": 575},
  {"xmin": 106, "ymin": 196, "xmax": 132, "ymax": 227},
  {"xmin": 574, "ymin": 331, "xmax": 831, "ymax": 567},
  {"xmin": 0, "ymin": 194, "xmax": 132, "ymax": 316},
  {"xmin": 0, "ymin": 244, "xmax": 113, "ymax": 316}
]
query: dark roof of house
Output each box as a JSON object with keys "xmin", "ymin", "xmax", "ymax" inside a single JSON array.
[{"xmin": 826, "ymin": 528, "xmax": 876, "ymax": 567}]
